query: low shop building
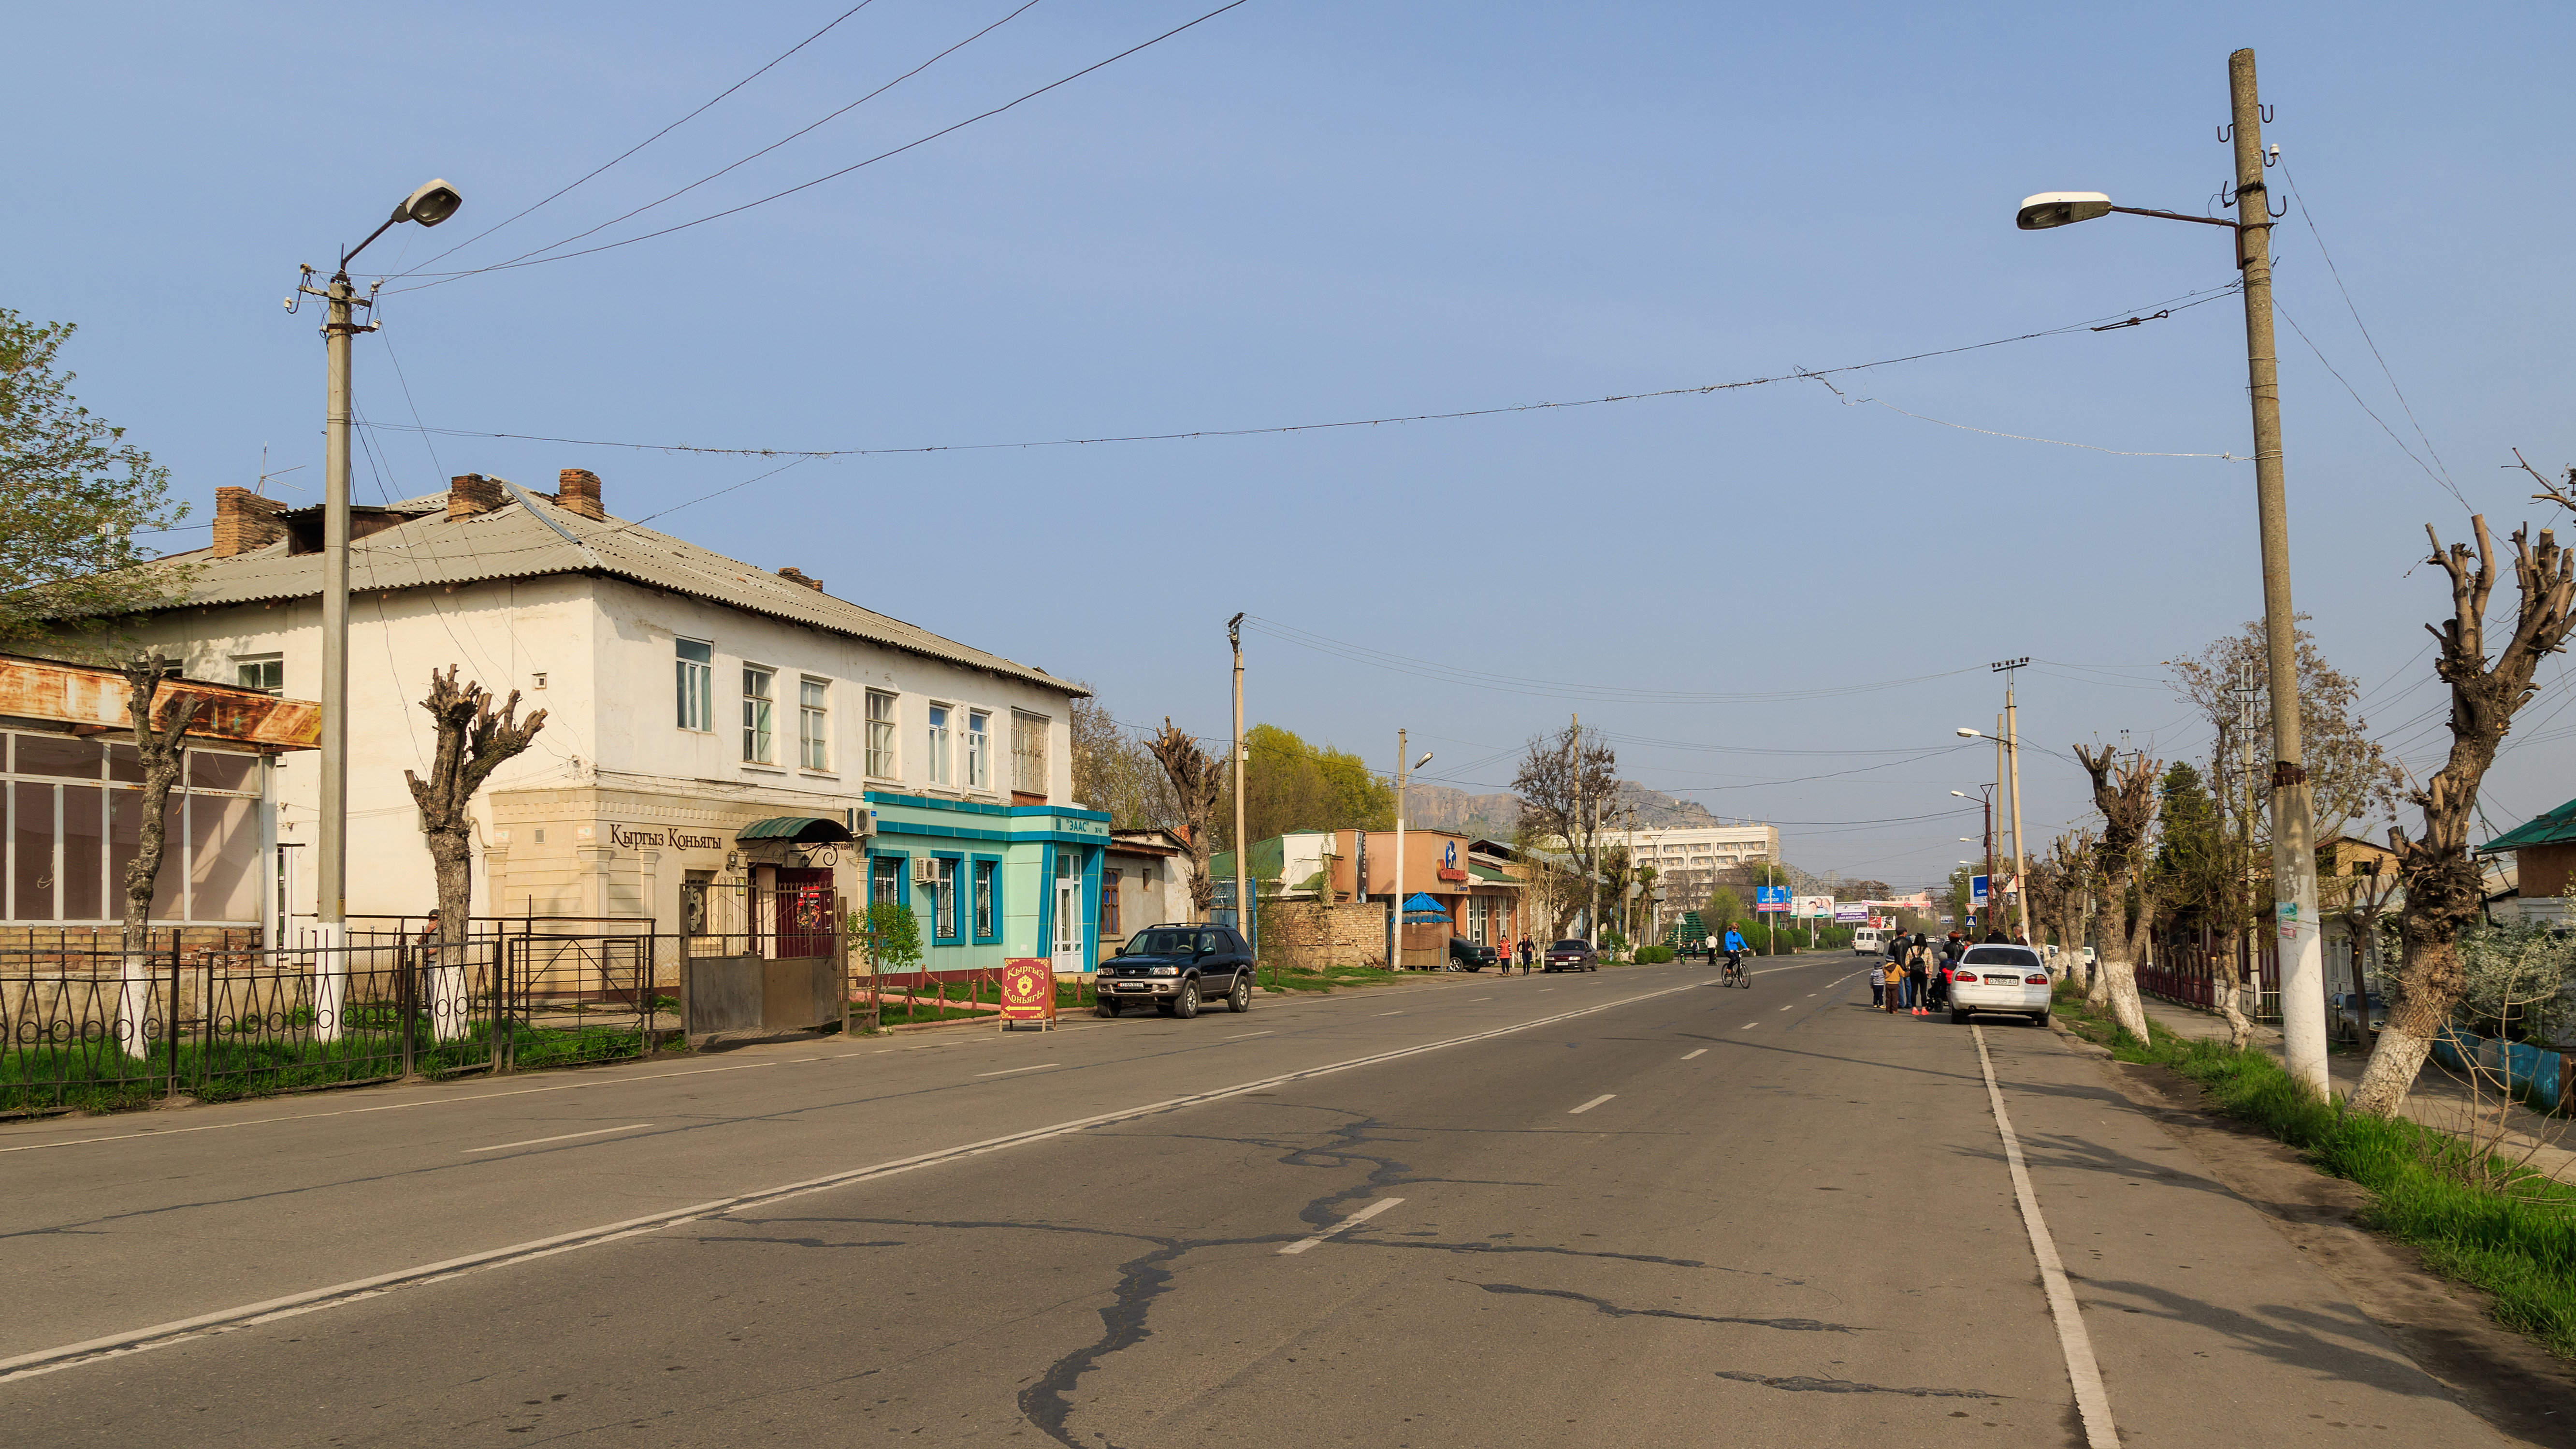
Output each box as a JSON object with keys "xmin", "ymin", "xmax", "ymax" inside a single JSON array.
[
  {"xmin": 1100, "ymin": 828, "xmax": 1193, "ymax": 956},
  {"xmin": 1, "ymin": 650, "xmax": 318, "ymax": 947},
  {"xmin": 110, "ymin": 472, "xmax": 1104, "ymax": 968}
]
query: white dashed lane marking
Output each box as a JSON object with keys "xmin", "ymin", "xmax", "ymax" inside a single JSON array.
[
  {"xmin": 1567, "ymin": 1094, "xmax": 1616, "ymax": 1115},
  {"xmin": 1681, "ymin": 1049, "xmax": 1708, "ymax": 1060},
  {"xmin": 463, "ymin": 1124, "xmax": 652, "ymax": 1154}
]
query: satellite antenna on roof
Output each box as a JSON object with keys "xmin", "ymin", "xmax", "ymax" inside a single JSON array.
[{"xmin": 255, "ymin": 443, "xmax": 307, "ymax": 496}]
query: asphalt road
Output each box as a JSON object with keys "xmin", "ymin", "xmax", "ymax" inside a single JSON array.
[{"xmin": 0, "ymin": 956, "xmax": 2508, "ymax": 1446}]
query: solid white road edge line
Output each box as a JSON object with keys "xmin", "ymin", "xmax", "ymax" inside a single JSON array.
[
  {"xmin": 1276, "ymin": 1196, "xmax": 1404, "ymax": 1256},
  {"xmin": 0, "ymin": 981, "xmax": 1699, "ymax": 1380},
  {"xmin": 1567, "ymin": 1094, "xmax": 1615, "ymax": 1115},
  {"xmin": 1972, "ymin": 1024, "xmax": 2118, "ymax": 1449},
  {"xmin": 462, "ymin": 1124, "xmax": 652, "ymax": 1154}
]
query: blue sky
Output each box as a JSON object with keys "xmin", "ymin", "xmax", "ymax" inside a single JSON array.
[{"xmin": 11, "ymin": 1, "xmax": 2573, "ymax": 888}]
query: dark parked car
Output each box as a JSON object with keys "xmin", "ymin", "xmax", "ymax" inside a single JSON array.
[
  {"xmin": 1543, "ymin": 939, "xmax": 1599, "ymax": 973},
  {"xmin": 1448, "ymin": 937, "xmax": 1499, "ymax": 971},
  {"xmin": 1096, "ymin": 925, "xmax": 1256, "ymax": 1019}
]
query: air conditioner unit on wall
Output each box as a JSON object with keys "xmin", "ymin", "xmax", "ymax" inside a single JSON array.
[
  {"xmin": 913, "ymin": 856, "xmax": 941, "ymax": 884},
  {"xmin": 844, "ymin": 807, "xmax": 877, "ymax": 838}
]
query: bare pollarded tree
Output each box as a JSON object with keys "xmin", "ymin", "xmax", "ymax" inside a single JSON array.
[
  {"xmin": 405, "ymin": 668, "xmax": 546, "ymax": 1037},
  {"xmin": 2349, "ymin": 498, "xmax": 2576, "ymax": 1116},
  {"xmin": 2073, "ymin": 744, "xmax": 2159, "ymax": 1043},
  {"xmin": 118, "ymin": 652, "xmax": 203, "ymax": 949},
  {"xmin": 1148, "ymin": 718, "xmax": 1226, "ymax": 920},
  {"xmin": 1511, "ymin": 723, "xmax": 1617, "ymax": 943}
]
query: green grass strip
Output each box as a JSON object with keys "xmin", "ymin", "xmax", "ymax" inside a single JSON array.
[{"xmin": 2052, "ymin": 986, "xmax": 2576, "ymax": 1358}]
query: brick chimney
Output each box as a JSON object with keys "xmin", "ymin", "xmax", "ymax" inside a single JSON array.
[
  {"xmin": 213, "ymin": 487, "xmax": 288, "ymax": 557},
  {"xmin": 557, "ymin": 468, "xmax": 605, "ymax": 521},
  {"xmin": 776, "ymin": 567, "xmax": 825, "ymax": 593},
  {"xmin": 448, "ymin": 473, "xmax": 506, "ymax": 521}
]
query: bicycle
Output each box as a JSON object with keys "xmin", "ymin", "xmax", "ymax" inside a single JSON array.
[{"xmin": 1723, "ymin": 951, "xmax": 1748, "ymax": 988}]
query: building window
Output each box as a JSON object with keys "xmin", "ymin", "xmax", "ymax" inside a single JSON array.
[
  {"xmin": 928, "ymin": 857, "xmax": 958, "ymax": 941},
  {"xmin": 1101, "ymin": 868, "xmax": 1122, "ymax": 939},
  {"xmin": 233, "ymin": 655, "xmax": 284, "ymax": 696},
  {"xmin": 865, "ymin": 690, "xmax": 897, "ymax": 779},
  {"xmin": 870, "ymin": 855, "xmax": 901, "ymax": 906},
  {"xmin": 1012, "ymin": 710, "xmax": 1049, "ymax": 797},
  {"xmin": 676, "ymin": 639, "xmax": 713, "ymax": 730},
  {"xmin": 925, "ymin": 704, "xmax": 951, "ymax": 786},
  {"xmin": 966, "ymin": 710, "xmax": 991, "ymax": 790},
  {"xmin": 742, "ymin": 666, "xmax": 775, "ymax": 764},
  {"xmin": 4, "ymin": 734, "xmax": 262, "ymax": 924},
  {"xmin": 799, "ymin": 679, "xmax": 829, "ymax": 770},
  {"xmin": 972, "ymin": 858, "xmax": 997, "ymax": 941}
]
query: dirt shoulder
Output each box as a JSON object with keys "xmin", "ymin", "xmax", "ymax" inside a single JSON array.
[{"xmin": 2057, "ymin": 1023, "xmax": 2576, "ymax": 1448}]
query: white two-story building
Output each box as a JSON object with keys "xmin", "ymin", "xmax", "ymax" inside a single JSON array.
[{"xmin": 121, "ymin": 470, "xmax": 1107, "ymax": 971}]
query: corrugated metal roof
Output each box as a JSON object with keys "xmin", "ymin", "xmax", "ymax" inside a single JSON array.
[
  {"xmin": 2482, "ymin": 797, "xmax": 2576, "ymax": 852},
  {"xmin": 155, "ymin": 495, "xmax": 1085, "ymax": 695}
]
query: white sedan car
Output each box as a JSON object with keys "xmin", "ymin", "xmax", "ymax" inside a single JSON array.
[{"xmin": 1948, "ymin": 945, "xmax": 2053, "ymax": 1026}]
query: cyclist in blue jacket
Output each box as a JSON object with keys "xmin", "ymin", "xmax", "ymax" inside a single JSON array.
[{"xmin": 1722, "ymin": 923, "xmax": 1749, "ymax": 980}]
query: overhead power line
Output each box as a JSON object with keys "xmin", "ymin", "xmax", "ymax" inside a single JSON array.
[
  {"xmin": 386, "ymin": 0, "xmax": 1250, "ymax": 291},
  {"xmin": 361, "ymin": 280, "xmax": 2246, "ymax": 463},
  {"xmin": 401, "ymin": 0, "xmax": 1049, "ymax": 288},
  {"xmin": 401, "ymin": 0, "xmax": 892, "ymax": 279}
]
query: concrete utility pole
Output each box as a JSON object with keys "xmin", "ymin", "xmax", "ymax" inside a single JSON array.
[
  {"xmin": 1228, "ymin": 614, "xmax": 1247, "ymax": 950},
  {"xmin": 2006, "ymin": 691, "xmax": 2030, "ymax": 944},
  {"xmin": 1573, "ymin": 713, "xmax": 1595, "ymax": 947},
  {"xmin": 293, "ymin": 179, "xmax": 462, "ymax": 983},
  {"xmin": 1391, "ymin": 730, "xmax": 1431, "ymax": 969},
  {"xmin": 2229, "ymin": 49, "xmax": 2329, "ymax": 1098},
  {"xmin": 2008, "ymin": 48, "xmax": 2325, "ymax": 1096}
]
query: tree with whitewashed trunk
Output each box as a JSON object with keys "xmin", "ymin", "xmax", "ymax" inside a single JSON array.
[
  {"xmin": 2073, "ymin": 744, "xmax": 2159, "ymax": 1043},
  {"xmin": 2349, "ymin": 499, "xmax": 2576, "ymax": 1117},
  {"xmin": 1147, "ymin": 719, "xmax": 1224, "ymax": 920},
  {"xmin": 111, "ymin": 652, "xmax": 201, "ymax": 1059},
  {"xmin": 404, "ymin": 667, "xmax": 547, "ymax": 1041}
]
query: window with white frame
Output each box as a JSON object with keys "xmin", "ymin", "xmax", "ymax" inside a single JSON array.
[
  {"xmin": 233, "ymin": 654, "xmax": 284, "ymax": 696},
  {"xmin": 926, "ymin": 704, "xmax": 951, "ymax": 786},
  {"xmin": 799, "ymin": 678, "xmax": 829, "ymax": 770},
  {"xmin": 865, "ymin": 690, "xmax": 897, "ymax": 778},
  {"xmin": 742, "ymin": 666, "xmax": 775, "ymax": 764},
  {"xmin": 1011, "ymin": 710, "xmax": 1049, "ymax": 797},
  {"xmin": 966, "ymin": 710, "xmax": 991, "ymax": 790},
  {"xmin": 676, "ymin": 639, "xmax": 713, "ymax": 730}
]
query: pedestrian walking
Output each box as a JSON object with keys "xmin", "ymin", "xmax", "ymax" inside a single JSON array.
[
  {"xmin": 1905, "ymin": 934, "xmax": 1932, "ymax": 1016},
  {"xmin": 1518, "ymin": 937, "xmax": 1534, "ymax": 974}
]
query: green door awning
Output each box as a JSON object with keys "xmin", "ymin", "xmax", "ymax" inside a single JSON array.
[{"xmin": 738, "ymin": 816, "xmax": 855, "ymax": 844}]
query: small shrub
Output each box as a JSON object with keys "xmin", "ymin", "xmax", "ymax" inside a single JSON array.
[{"xmin": 1635, "ymin": 945, "xmax": 1674, "ymax": 964}]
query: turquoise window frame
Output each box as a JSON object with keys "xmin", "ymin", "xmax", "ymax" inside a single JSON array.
[
  {"xmin": 867, "ymin": 850, "xmax": 909, "ymax": 908},
  {"xmin": 970, "ymin": 854, "xmax": 1002, "ymax": 945},
  {"xmin": 928, "ymin": 850, "xmax": 964, "ymax": 944}
]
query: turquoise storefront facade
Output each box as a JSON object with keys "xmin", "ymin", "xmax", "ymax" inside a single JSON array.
[{"xmin": 861, "ymin": 791, "xmax": 1111, "ymax": 972}]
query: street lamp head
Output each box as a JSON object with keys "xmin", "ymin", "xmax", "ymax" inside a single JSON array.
[
  {"xmin": 1414, "ymin": 752, "xmax": 1434, "ymax": 770},
  {"xmin": 394, "ymin": 178, "xmax": 464, "ymax": 227},
  {"xmin": 1950, "ymin": 790, "xmax": 1968, "ymax": 798},
  {"xmin": 2016, "ymin": 191, "xmax": 2113, "ymax": 231},
  {"xmin": 1956, "ymin": 727, "xmax": 1983, "ymax": 739}
]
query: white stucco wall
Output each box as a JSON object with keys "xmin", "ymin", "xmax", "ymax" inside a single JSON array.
[{"xmin": 131, "ymin": 572, "xmax": 1080, "ymax": 923}]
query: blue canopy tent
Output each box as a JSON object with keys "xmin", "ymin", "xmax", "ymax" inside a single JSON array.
[{"xmin": 1401, "ymin": 892, "xmax": 1452, "ymax": 925}]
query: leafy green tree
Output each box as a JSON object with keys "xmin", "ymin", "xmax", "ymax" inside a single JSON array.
[
  {"xmin": 1, "ymin": 309, "xmax": 190, "ymax": 648},
  {"xmin": 1701, "ymin": 885, "xmax": 1746, "ymax": 938},
  {"xmin": 2151, "ymin": 761, "xmax": 2225, "ymax": 935},
  {"xmin": 856, "ymin": 901, "xmax": 923, "ymax": 973},
  {"xmin": 1223, "ymin": 723, "xmax": 1394, "ymax": 849}
]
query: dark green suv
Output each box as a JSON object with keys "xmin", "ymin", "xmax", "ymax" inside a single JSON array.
[{"xmin": 1097, "ymin": 925, "xmax": 1257, "ymax": 1018}]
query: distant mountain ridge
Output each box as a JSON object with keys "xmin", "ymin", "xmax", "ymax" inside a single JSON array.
[{"xmin": 1401, "ymin": 781, "xmax": 1726, "ymax": 840}]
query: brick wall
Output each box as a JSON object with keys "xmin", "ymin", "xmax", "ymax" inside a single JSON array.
[{"xmin": 1257, "ymin": 899, "xmax": 1386, "ymax": 971}]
